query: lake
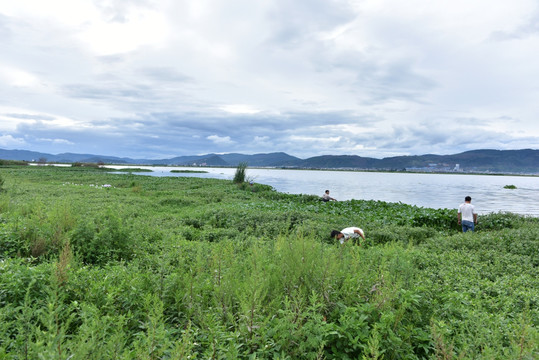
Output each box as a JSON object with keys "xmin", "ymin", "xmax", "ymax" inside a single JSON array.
[{"xmin": 106, "ymin": 165, "xmax": 539, "ymax": 216}]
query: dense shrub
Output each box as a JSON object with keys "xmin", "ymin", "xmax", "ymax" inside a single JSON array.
[
  {"xmin": 70, "ymin": 210, "xmax": 134, "ymax": 265},
  {"xmin": 0, "ymin": 166, "xmax": 537, "ymax": 359},
  {"xmin": 0, "ymin": 222, "xmax": 27, "ymax": 259},
  {"xmin": 410, "ymin": 208, "xmax": 458, "ymax": 230},
  {"xmin": 477, "ymin": 211, "xmax": 522, "ymax": 230}
]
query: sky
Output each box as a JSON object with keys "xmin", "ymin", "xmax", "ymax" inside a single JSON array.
[{"xmin": 1, "ymin": 0, "xmax": 538, "ymax": 160}]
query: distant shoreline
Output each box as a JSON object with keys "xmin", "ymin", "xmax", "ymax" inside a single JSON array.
[
  {"xmin": 25, "ymin": 162, "xmax": 539, "ymax": 177},
  {"xmin": 3, "ymin": 148, "xmax": 538, "ymax": 174}
]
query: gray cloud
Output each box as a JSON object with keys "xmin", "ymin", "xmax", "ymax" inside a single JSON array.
[
  {"xmin": 137, "ymin": 67, "xmax": 194, "ymax": 83},
  {"xmin": 0, "ymin": 1, "xmax": 537, "ymax": 159},
  {"xmin": 63, "ymin": 83, "xmax": 152, "ymax": 101},
  {"xmin": 4, "ymin": 113, "xmax": 56, "ymax": 121},
  {"xmin": 265, "ymin": 0, "xmax": 354, "ymax": 47},
  {"xmin": 354, "ymin": 61, "xmax": 437, "ymax": 105}
]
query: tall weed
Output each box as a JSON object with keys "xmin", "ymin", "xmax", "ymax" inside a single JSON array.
[{"xmin": 233, "ymin": 162, "xmax": 248, "ymax": 184}]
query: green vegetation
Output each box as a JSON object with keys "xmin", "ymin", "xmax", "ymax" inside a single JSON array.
[
  {"xmin": 71, "ymin": 162, "xmax": 102, "ymax": 168},
  {"xmin": 0, "ymin": 166, "xmax": 537, "ymax": 359},
  {"xmin": 233, "ymin": 161, "xmax": 248, "ymax": 184},
  {"xmin": 170, "ymin": 169, "xmax": 209, "ymax": 173},
  {"xmin": 0, "ymin": 159, "xmax": 28, "ymax": 166},
  {"xmin": 504, "ymin": 184, "xmax": 517, "ymax": 189},
  {"xmin": 110, "ymin": 168, "xmax": 154, "ymax": 172}
]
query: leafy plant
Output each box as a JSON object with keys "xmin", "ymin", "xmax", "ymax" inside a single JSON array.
[
  {"xmin": 0, "ymin": 166, "xmax": 537, "ymax": 359},
  {"xmin": 233, "ymin": 162, "xmax": 248, "ymax": 184}
]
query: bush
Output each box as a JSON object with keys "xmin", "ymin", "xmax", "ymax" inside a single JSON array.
[
  {"xmin": 410, "ymin": 208, "xmax": 458, "ymax": 231},
  {"xmin": 70, "ymin": 211, "xmax": 134, "ymax": 265},
  {"xmin": 233, "ymin": 162, "xmax": 248, "ymax": 184},
  {"xmin": 478, "ymin": 212, "xmax": 520, "ymax": 231}
]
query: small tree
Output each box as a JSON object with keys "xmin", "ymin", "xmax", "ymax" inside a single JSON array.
[{"xmin": 233, "ymin": 162, "xmax": 248, "ymax": 184}]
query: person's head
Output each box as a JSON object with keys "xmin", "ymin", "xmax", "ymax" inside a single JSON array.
[
  {"xmin": 325, "ymin": 190, "xmax": 330, "ymax": 194},
  {"xmin": 465, "ymin": 196, "xmax": 472, "ymax": 202},
  {"xmin": 330, "ymin": 230, "xmax": 343, "ymax": 239}
]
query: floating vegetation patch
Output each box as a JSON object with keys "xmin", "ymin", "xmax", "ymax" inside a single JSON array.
[
  {"xmin": 111, "ymin": 168, "xmax": 153, "ymax": 172},
  {"xmin": 170, "ymin": 169, "xmax": 208, "ymax": 173}
]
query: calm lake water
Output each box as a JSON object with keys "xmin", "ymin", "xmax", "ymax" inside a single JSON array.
[{"xmin": 107, "ymin": 166, "xmax": 539, "ymax": 216}]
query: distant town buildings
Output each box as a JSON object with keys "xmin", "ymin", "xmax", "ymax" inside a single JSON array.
[{"xmin": 405, "ymin": 163, "xmax": 463, "ymax": 173}]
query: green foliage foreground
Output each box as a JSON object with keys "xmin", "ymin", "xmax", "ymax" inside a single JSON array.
[{"xmin": 0, "ymin": 166, "xmax": 537, "ymax": 359}]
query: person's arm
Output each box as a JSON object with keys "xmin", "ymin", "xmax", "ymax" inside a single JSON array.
[
  {"xmin": 473, "ymin": 213, "xmax": 478, "ymax": 224},
  {"xmin": 354, "ymin": 229, "xmax": 365, "ymax": 240},
  {"xmin": 457, "ymin": 212, "xmax": 461, "ymax": 224}
]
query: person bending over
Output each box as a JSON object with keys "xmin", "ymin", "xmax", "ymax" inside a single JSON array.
[{"xmin": 331, "ymin": 227, "xmax": 365, "ymax": 244}]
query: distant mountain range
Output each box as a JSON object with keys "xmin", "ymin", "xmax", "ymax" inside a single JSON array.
[{"xmin": 1, "ymin": 148, "xmax": 538, "ymax": 174}]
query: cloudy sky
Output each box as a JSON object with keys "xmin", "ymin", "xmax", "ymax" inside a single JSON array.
[{"xmin": 1, "ymin": 0, "xmax": 538, "ymax": 160}]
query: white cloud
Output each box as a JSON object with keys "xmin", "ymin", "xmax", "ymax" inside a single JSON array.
[
  {"xmin": 0, "ymin": 134, "xmax": 26, "ymax": 147},
  {"xmin": 220, "ymin": 104, "xmax": 261, "ymax": 114},
  {"xmin": 254, "ymin": 135, "xmax": 269, "ymax": 142},
  {"xmin": 0, "ymin": 66, "xmax": 41, "ymax": 87},
  {"xmin": 0, "ymin": 0, "xmax": 95, "ymax": 26},
  {"xmin": 37, "ymin": 138, "xmax": 74, "ymax": 145},
  {"xmin": 77, "ymin": 9, "xmax": 169, "ymax": 55},
  {"xmin": 207, "ymin": 135, "xmax": 235, "ymax": 145}
]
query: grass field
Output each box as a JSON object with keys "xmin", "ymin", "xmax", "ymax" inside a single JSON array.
[{"xmin": 0, "ymin": 165, "xmax": 537, "ymax": 359}]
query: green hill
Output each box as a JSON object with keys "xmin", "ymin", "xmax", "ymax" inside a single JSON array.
[{"xmin": 0, "ymin": 148, "xmax": 537, "ymax": 173}]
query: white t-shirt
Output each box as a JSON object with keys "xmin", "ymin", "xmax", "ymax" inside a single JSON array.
[
  {"xmin": 340, "ymin": 227, "xmax": 364, "ymax": 244},
  {"xmin": 458, "ymin": 203, "xmax": 476, "ymax": 222}
]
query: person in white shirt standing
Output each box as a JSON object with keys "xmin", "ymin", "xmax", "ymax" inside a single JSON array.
[{"xmin": 457, "ymin": 196, "xmax": 478, "ymax": 232}]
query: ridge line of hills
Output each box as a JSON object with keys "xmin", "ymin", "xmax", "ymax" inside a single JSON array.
[{"xmin": 1, "ymin": 148, "xmax": 538, "ymax": 174}]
